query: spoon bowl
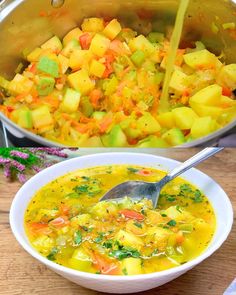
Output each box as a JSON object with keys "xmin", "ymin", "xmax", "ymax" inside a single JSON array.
[{"xmin": 100, "ymin": 147, "xmax": 224, "ymax": 207}]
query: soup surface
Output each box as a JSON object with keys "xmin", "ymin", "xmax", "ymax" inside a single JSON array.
[
  {"xmin": 1, "ymin": 16, "xmax": 236, "ymax": 147},
  {"xmin": 25, "ymin": 165, "xmax": 216, "ymax": 275}
]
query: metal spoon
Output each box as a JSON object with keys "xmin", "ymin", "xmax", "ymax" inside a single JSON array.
[{"xmin": 100, "ymin": 147, "xmax": 224, "ymax": 208}]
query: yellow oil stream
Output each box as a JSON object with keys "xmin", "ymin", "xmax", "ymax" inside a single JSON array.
[{"xmin": 158, "ymin": 0, "xmax": 190, "ymax": 113}]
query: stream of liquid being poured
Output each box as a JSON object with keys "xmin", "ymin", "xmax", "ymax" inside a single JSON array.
[{"xmin": 158, "ymin": 0, "xmax": 190, "ymax": 113}]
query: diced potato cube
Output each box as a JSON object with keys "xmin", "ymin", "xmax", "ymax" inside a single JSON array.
[
  {"xmin": 190, "ymin": 101, "xmax": 223, "ymax": 119},
  {"xmin": 63, "ymin": 27, "xmax": 83, "ymax": 46},
  {"xmin": 8, "ymin": 74, "xmax": 33, "ymax": 95},
  {"xmin": 146, "ymin": 227, "xmax": 171, "ymax": 250},
  {"xmin": 89, "ymin": 60, "xmax": 106, "ymax": 78},
  {"xmin": 163, "ymin": 206, "xmax": 193, "ymax": 222},
  {"xmin": 172, "ymin": 107, "xmax": 198, "ymax": 130},
  {"xmin": 103, "ymin": 19, "xmax": 122, "ymax": 40},
  {"xmin": 70, "ymin": 214, "xmax": 91, "ymax": 227},
  {"xmin": 137, "ymin": 112, "xmax": 161, "ymax": 134},
  {"xmin": 129, "ymin": 35, "xmax": 155, "ymax": 56},
  {"xmin": 68, "ymin": 69, "xmax": 94, "ymax": 95},
  {"xmin": 69, "ymin": 49, "xmax": 93, "ymax": 70},
  {"xmin": 31, "ymin": 105, "xmax": 53, "ymax": 128},
  {"xmin": 157, "ymin": 112, "xmax": 175, "ymax": 129},
  {"xmin": 27, "ymin": 47, "xmax": 43, "ymax": 62},
  {"xmin": 61, "ymin": 88, "xmax": 81, "ymax": 113},
  {"xmin": 90, "ymin": 201, "xmax": 118, "ymax": 218},
  {"xmin": 69, "ymin": 247, "xmax": 92, "ymax": 271},
  {"xmin": 61, "ymin": 39, "xmax": 81, "ymax": 58},
  {"xmin": 189, "ymin": 84, "xmax": 222, "ymax": 106},
  {"xmin": 191, "ymin": 117, "xmax": 216, "ymax": 138},
  {"xmin": 90, "ymin": 34, "xmax": 111, "ymax": 57},
  {"xmin": 58, "ymin": 54, "xmax": 69, "ymax": 74},
  {"xmin": 183, "ymin": 49, "xmax": 218, "ymax": 69},
  {"xmin": 32, "ymin": 236, "xmax": 55, "ymax": 254},
  {"xmin": 217, "ymin": 64, "xmax": 236, "ymax": 89},
  {"xmin": 82, "ymin": 17, "xmax": 104, "ymax": 32},
  {"xmin": 41, "ymin": 36, "xmax": 62, "ymax": 53},
  {"xmin": 122, "ymin": 258, "xmax": 142, "ymax": 275},
  {"xmin": 115, "ymin": 230, "xmax": 144, "ymax": 250},
  {"xmin": 169, "ymin": 69, "xmax": 189, "ymax": 93}
]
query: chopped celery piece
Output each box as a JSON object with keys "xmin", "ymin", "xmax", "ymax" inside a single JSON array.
[
  {"xmin": 37, "ymin": 56, "xmax": 59, "ymax": 78},
  {"xmin": 147, "ymin": 32, "xmax": 165, "ymax": 43},
  {"xmin": 131, "ymin": 50, "xmax": 145, "ymax": 67}
]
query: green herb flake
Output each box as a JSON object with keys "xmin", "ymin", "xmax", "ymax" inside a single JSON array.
[
  {"xmin": 74, "ymin": 231, "xmax": 82, "ymax": 245},
  {"xmin": 161, "ymin": 213, "xmax": 167, "ymax": 217},
  {"xmin": 94, "ymin": 233, "xmax": 104, "ymax": 243},
  {"xmin": 127, "ymin": 167, "xmax": 139, "ymax": 173},
  {"xmin": 122, "ymin": 268, "xmax": 128, "ymax": 275},
  {"xmin": 192, "ymin": 190, "xmax": 203, "ymax": 203},
  {"xmin": 109, "ymin": 247, "xmax": 141, "ymax": 260},
  {"xmin": 81, "ymin": 176, "xmax": 90, "ymax": 181},
  {"xmin": 167, "ymin": 219, "xmax": 177, "ymax": 227},
  {"xmin": 167, "ymin": 196, "xmax": 176, "ymax": 202},
  {"xmin": 176, "ymin": 205, "xmax": 182, "ymax": 213},
  {"xmin": 134, "ymin": 222, "xmax": 142, "ymax": 228},
  {"xmin": 46, "ymin": 247, "xmax": 58, "ymax": 261},
  {"xmin": 73, "ymin": 184, "xmax": 89, "ymax": 194},
  {"xmin": 103, "ymin": 241, "xmax": 113, "ymax": 249}
]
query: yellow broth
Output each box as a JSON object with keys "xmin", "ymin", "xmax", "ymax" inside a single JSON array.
[{"xmin": 24, "ymin": 165, "xmax": 216, "ymax": 275}]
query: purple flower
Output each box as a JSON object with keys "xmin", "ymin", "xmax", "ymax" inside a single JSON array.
[
  {"xmin": 3, "ymin": 165, "xmax": 11, "ymax": 178},
  {"xmin": 0, "ymin": 157, "xmax": 11, "ymax": 165},
  {"xmin": 10, "ymin": 150, "xmax": 29, "ymax": 159},
  {"xmin": 10, "ymin": 159, "xmax": 25, "ymax": 172},
  {"xmin": 17, "ymin": 173, "xmax": 27, "ymax": 183}
]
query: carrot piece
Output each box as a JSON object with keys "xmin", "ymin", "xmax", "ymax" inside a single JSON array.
[
  {"xmin": 90, "ymin": 89, "xmax": 103, "ymax": 107},
  {"xmin": 222, "ymin": 87, "xmax": 232, "ymax": 97},
  {"xmin": 176, "ymin": 231, "xmax": 185, "ymax": 245},
  {"xmin": 59, "ymin": 204, "xmax": 70, "ymax": 216},
  {"xmin": 79, "ymin": 33, "xmax": 93, "ymax": 50},
  {"xmin": 119, "ymin": 209, "xmax": 144, "ymax": 221},
  {"xmin": 92, "ymin": 252, "xmax": 120, "ymax": 275},
  {"xmin": 137, "ymin": 169, "xmax": 153, "ymax": 176},
  {"xmin": 49, "ymin": 216, "xmax": 69, "ymax": 228},
  {"xmin": 29, "ymin": 63, "xmax": 37, "ymax": 74},
  {"xmin": 99, "ymin": 116, "xmax": 113, "ymax": 133},
  {"xmin": 28, "ymin": 222, "xmax": 52, "ymax": 235}
]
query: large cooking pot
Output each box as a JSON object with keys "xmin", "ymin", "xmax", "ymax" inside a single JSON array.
[{"xmin": 0, "ymin": 0, "xmax": 236, "ymax": 147}]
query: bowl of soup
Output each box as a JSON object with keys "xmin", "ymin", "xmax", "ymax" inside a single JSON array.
[
  {"xmin": 1, "ymin": 0, "xmax": 236, "ymax": 147},
  {"xmin": 10, "ymin": 152, "xmax": 233, "ymax": 293}
]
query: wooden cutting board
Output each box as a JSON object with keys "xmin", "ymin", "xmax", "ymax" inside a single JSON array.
[{"xmin": 0, "ymin": 148, "xmax": 235, "ymax": 295}]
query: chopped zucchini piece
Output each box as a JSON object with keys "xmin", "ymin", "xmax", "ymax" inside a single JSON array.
[
  {"xmin": 61, "ymin": 88, "xmax": 81, "ymax": 113},
  {"xmin": 31, "ymin": 105, "xmax": 53, "ymax": 128},
  {"xmin": 37, "ymin": 56, "xmax": 59, "ymax": 78},
  {"xmin": 37, "ymin": 76, "xmax": 55, "ymax": 96}
]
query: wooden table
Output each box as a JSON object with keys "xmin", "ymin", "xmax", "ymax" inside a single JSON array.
[{"xmin": 0, "ymin": 148, "xmax": 235, "ymax": 295}]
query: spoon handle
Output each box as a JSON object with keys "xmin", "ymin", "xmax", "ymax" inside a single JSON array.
[{"xmin": 158, "ymin": 147, "xmax": 224, "ymax": 188}]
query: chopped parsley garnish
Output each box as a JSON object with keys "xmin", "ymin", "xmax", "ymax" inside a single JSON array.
[
  {"xmin": 103, "ymin": 241, "xmax": 113, "ymax": 249},
  {"xmin": 94, "ymin": 233, "xmax": 104, "ymax": 243},
  {"xmin": 47, "ymin": 247, "xmax": 58, "ymax": 261},
  {"xmin": 176, "ymin": 205, "xmax": 182, "ymax": 212},
  {"xmin": 74, "ymin": 231, "xmax": 82, "ymax": 245},
  {"xmin": 81, "ymin": 176, "xmax": 90, "ymax": 181},
  {"xmin": 161, "ymin": 213, "xmax": 167, "ymax": 217},
  {"xmin": 127, "ymin": 167, "xmax": 139, "ymax": 173},
  {"xmin": 180, "ymin": 184, "xmax": 193, "ymax": 193},
  {"xmin": 109, "ymin": 246, "xmax": 140, "ymax": 260},
  {"xmin": 167, "ymin": 219, "xmax": 177, "ymax": 227},
  {"xmin": 134, "ymin": 222, "xmax": 142, "ymax": 228},
  {"xmin": 192, "ymin": 190, "xmax": 203, "ymax": 203},
  {"xmin": 73, "ymin": 184, "xmax": 89, "ymax": 194},
  {"xmin": 122, "ymin": 268, "xmax": 128, "ymax": 275}
]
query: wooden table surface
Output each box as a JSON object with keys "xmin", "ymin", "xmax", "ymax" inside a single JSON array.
[{"xmin": 0, "ymin": 148, "xmax": 235, "ymax": 295}]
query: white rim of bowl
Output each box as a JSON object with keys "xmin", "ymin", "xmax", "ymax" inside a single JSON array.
[{"xmin": 9, "ymin": 152, "xmax": 234, "ymax": 281}]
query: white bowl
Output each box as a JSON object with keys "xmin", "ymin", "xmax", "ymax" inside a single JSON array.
[{"xmin": 10, "ymin": 153, "xmax": 233, "ymax": 293}]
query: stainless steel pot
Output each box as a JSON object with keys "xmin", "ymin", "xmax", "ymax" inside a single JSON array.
[{"xmin": 1, "ymin": 0, "xmax": 236, "ymax": 147}]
